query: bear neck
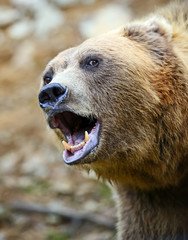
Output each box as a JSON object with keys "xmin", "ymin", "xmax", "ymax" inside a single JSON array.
[{"xmin": 114, "ymin": 179, "xmax": 188, "ymax": 240}]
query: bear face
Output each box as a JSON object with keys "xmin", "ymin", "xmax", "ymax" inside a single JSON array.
[{"xmin": 39, "ymin": 18, "xmax": 188, "ymax": 190}]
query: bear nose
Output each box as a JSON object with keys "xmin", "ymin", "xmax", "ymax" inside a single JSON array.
[{"xmin": 38, "ymin": 83, "xmax": 69, "ymax": 109}]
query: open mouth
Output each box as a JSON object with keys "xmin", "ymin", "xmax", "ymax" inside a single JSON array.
[{"xmin": 49, "ymin": 111, "xmax": 100, "ymax": 165}]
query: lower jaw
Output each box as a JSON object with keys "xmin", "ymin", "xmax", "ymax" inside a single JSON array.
[
  {"xmin": 63, "ymin": 148, "xmax": 92, "ymax": 165},
  {"xmin": 62, "ymin": 121, "xmax": 100, "ymax": 165}
]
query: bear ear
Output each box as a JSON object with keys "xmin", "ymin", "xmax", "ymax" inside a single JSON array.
[
  {"xmin": 143, "ymin": 16, "xmax": 173, "ymax": 41},
  {"xmin": 123, "ymin": 16, "xmax": 173, "ymax": 42}
]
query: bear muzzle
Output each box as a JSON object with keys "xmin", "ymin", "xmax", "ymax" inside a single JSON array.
[{"xmin": 38, "ymin": 83, "xmax": 100, "ymax": 165}]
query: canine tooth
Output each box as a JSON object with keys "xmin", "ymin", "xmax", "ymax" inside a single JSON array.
[
  {"xmin": 85, "ymin": 131, "xmax": 89, "ymax": 143},
  {"xmin": 62, "ymin": 141, "xmax": 72, "ymax": 152}
]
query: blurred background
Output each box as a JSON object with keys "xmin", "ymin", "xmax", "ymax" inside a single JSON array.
[{"xmin": 0, "ymin": 0, "xmax": 170, "ymax": 239}]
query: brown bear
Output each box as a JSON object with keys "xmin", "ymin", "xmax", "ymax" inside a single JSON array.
[{"xmin": 38, "ymin": 2, "xmax": 188, "ymax": 239}]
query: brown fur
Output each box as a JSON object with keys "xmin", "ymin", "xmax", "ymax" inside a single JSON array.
[{"xmin": 40, "ymin": 2, "xmax": 188, "ymax": 239}]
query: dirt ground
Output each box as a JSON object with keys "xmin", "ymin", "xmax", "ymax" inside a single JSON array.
[{"xmin": 0, "ymin": 0, "xmax": 170, "ymax": 239}]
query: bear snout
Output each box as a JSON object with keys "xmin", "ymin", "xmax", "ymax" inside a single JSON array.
[{"xmin": 38, "ymin": 83, "xmax": 69, "ymax": 109}]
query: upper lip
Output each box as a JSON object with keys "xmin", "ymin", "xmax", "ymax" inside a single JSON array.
[{"xmin": 47, "ymin": 104, "xmax": 74, "ymax": 125}]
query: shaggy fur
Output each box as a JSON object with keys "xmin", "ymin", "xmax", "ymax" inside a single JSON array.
[{"xmin": 39, "ymin": 2, "xmax": 188, "ymax": 239}]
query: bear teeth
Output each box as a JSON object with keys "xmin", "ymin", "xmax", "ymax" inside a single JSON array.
[
  {"xmin": 85, "ymin": 131, "xmax": 89, "ymax": 143},
  {"xmin": 62, "ymin": 131, "xmax": 90, "ymax": 152},
  {"xmin": 62, "ymin": 141, "xmax": 72, "ymax": 151}
]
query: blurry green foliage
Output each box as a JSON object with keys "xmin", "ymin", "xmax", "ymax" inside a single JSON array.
[
  {"xmin": 20, "ymin": 180, "xmax": 51, "ymax": 195},
  {"xmin": 97, "ymin": 182, "xmax": 112, "ymax": 199},
  {"xmin": 47, "ymin": 230, "xmax": 68, "ymax": 240}
]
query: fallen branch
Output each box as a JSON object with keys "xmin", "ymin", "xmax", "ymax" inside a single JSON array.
[{"xmin": 8, "ymin": 201, "xmax": 115, "ymax": 229}]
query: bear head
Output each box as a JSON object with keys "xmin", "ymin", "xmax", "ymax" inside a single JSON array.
[{"xmin": 39, "ymin": 17, "xmax": 188, "ymax": 190}]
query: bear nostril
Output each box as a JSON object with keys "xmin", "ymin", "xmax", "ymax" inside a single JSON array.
[
  {"xmin": 39, "ymin": 92, "xmax": 50, "ymax": 104},
  {"xmin": 53, "ymin": 86, "xmax": 65, "ymax": 98}
]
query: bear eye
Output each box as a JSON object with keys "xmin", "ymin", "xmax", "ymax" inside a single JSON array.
[
  {"xmin": 43, "ymin": 69, "xmax": 53, "ymax": 85},
  {"xmin": 87, "ymin": 59, "xmax": 99, "ymax": 67},
  {"xmin": 80, "ymin": 56, "xmax": 101, "ymax": 70}
]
